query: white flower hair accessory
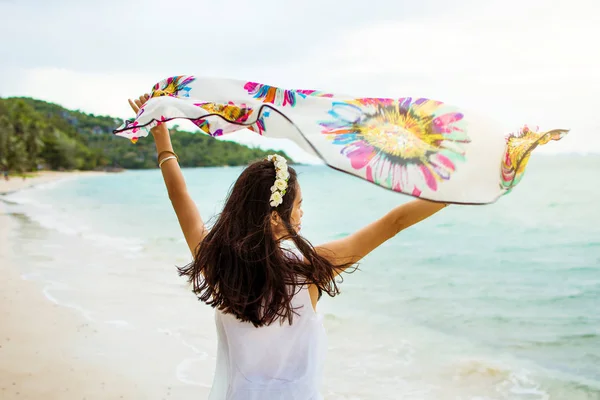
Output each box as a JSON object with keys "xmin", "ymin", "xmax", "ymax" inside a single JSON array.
[{"xmin": 266, "ymin": 154, "xmax": 289, "ymax": 207}]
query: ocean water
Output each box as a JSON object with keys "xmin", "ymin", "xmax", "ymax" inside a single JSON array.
[{"xmin": 2, "ymin": 154, "xmax": 600, "ymax": 399}]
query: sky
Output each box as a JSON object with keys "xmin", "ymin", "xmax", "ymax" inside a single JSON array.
[{"xmin": 1, "ymin": 0, "xmax": 599, "ymax": 162}]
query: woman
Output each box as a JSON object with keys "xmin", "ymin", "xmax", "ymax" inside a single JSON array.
[{"xmin": 128, "ymin": 94, "xmax": 447, "ymax": 400}]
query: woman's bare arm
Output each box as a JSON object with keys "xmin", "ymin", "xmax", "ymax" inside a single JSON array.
[
  {"xmin": 129, "ymin": 95, "xmax": 207, "ymax": 255},
  {"xmin": 316, "ymin": 199, "xmax": 447, "ymax": 274}
]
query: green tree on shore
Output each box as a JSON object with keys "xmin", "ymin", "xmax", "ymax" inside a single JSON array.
[{"xmin": 0, "ymin": 97, "xmax": 291, "ymax": 172}]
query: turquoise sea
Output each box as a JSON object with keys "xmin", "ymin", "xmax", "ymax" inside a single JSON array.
[{"xmin": 3, "ymin": 154, "xmax": 600, "ymax": 399}]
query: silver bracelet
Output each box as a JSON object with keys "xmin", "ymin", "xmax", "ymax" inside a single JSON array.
[{"xmin": 158, "ymin": 155, "xmax": 177, "ymax": 168}]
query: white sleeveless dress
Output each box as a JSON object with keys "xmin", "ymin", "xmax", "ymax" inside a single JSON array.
[{"xmin": 208, "ymin": 285, "xmax": 327, "ymax": 400}]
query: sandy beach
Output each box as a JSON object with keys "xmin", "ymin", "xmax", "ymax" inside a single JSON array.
[{"xmin": 0, "ymin": 171, "xmax": 147, "ymax": 400}]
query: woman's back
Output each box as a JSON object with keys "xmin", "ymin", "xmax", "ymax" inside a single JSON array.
[
  {"xmin": 209, "ymin": 285, "xmax": 327, "ymax": 400},
  {"xmin": 125, "ymin": 100, "xmax": 450, "ymax": 398}
]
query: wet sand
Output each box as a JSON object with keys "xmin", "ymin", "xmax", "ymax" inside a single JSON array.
[{"xmin": 0, "ymin": 171, "xmax": 147, "ymax": 399}]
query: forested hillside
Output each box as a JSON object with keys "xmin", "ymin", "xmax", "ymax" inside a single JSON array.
[{"xmin": 0, "ymin": 97, "xmax": 290, "ymax": 171}]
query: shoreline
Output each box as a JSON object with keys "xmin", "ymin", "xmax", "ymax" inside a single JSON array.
[
  {"xmin": 0, "ymin": 170, "xmax": 109, "ymax": 196},
  {"xmin": 0, "ymin": 172, "xmax": 146, "ymax": 399}
]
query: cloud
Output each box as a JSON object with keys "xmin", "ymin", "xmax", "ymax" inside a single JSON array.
[
  {"xmin": 1, "ymin": 68, "xmax": 155, "ymax": 116},
  {"xmin": 1, "ymin": 0, "xmax": 403, "ymax": 74},
  {"xmin": 1, "ymin": 0, "xmax": 598, "ymax": 156}
]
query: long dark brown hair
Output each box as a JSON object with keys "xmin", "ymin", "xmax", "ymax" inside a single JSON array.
[{"xmin": 178, "ymin": 159, "xmax": 354, "ymax": 327}]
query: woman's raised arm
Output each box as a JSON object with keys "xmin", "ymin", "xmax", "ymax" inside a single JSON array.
[
  {"xmin": 316, "ymin": 199, "xmax": 447, "ymax": 275},
  {"xmin": 129, "ymin": 95, "xmax": 207, "ymax": 255}
]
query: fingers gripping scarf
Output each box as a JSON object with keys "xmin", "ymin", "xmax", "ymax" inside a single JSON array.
[{"xmin": 113, "ymin": 76, "xmax": 568, "ymax": 205}]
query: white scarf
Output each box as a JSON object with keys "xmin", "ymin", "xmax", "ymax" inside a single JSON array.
[{"xmin": 114, "ymin": 76, "xmax": 568, "ymax": 204}]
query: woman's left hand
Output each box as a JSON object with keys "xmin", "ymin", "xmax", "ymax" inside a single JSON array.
[{"xmin": 128, "ymin": 93, "xmax": 150, "ymax": 115}]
